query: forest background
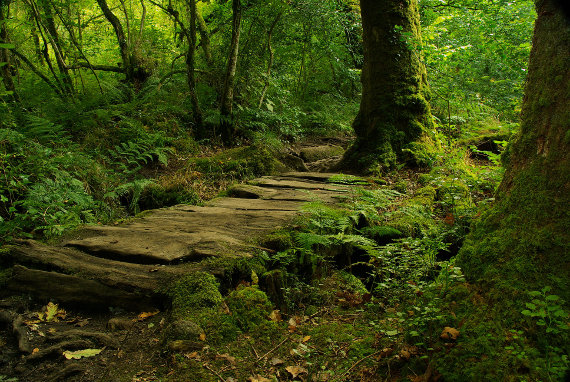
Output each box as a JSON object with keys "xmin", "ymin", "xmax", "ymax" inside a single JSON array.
[
  {"xmin": 2, "ymin": 0, "xmax": 568, "ymax": 381},
  {"xmin": 0, "ymin": 0, "xmax": 535, "ymax": 240}
]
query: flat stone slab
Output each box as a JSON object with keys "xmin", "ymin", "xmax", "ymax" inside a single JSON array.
[{"xmin": 5, "ymin": 171, "xmax": 355, "ymax": 309}]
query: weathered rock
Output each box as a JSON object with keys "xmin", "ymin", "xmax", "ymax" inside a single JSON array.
[
  {"xmin": 164, "ymin": 320, "xmax": 203, "ymax": 341},
  {"xmin": 5, "ymin": 172, "xmax": 352, "ymax": 310}
]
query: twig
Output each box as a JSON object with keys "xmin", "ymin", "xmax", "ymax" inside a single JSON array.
[
  {"xmin": 339, "ymin": 351, "xmax": 382, "ymax": 379},
  {"xmin": 257, "ymin": 337, "xmax": 288, "ymax": 361},
  {"xmin": 203, "ymin": 364, "xmax": 226, "ymax": 382},
  {"xmin": 250, "ymin": 342, "xmax": 259, "ymax": 358}
]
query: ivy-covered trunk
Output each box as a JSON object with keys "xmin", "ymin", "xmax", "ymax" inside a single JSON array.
[
  {"xmin": 339, "ymin": 0, "xmax": 432, "ymax": 172},
  {"xmin": 458, "ymin": 0, "xmax": 570, "ymax": 300}
]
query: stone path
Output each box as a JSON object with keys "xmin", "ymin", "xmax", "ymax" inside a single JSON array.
[{"xmin": 3, "ymin": 172, "xmax": 352, "ymax": 310}]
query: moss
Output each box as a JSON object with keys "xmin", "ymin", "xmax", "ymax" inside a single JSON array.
[
  {"xmin": 166, "ymin": 272, "xmax": 223, "ymax": 320},
  {"xmin": 194, "ymin": 307, "xmax": 241, "ymax": 345},
  {"xmin": 138, "ymin": 183, "xmax": 200, "ymax": 210},
  {"xmin": 226, "ymin": 285, "xmax": 274, "ymax": 332}
]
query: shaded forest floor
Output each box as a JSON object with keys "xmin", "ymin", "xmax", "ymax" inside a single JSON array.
[{"xmin": 2, "ymin": 136, "xmax": 563, "ymax": 382}]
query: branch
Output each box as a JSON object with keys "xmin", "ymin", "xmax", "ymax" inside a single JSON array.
[
  {"xmin": 11, "ymin": 49, "xmax": 63, "ymax": 96},
  {"xmin": 67, "ymin": 62, "xmax": 124, "ymax": 73}
]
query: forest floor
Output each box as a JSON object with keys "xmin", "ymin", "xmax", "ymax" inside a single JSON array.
[{"xmin": 0, "ymin": 139, "xmax": 498, "ymax": 382}]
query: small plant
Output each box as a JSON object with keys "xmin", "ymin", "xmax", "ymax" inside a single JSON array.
[{"xmin": 521, "ymin": 287, "xmax": 569, "ymax": 381}]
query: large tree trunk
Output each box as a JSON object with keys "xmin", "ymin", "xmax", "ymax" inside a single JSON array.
[
  {"xmin": 196, "ymin": 7, "xmax": 213, "ymax": 67},
  {"xmin": 219, "ymin": 0, "xmax": 242, "ymax": 144},
  {"xmin": 457, "ymin": 0, "xmax": 570, "ymax": 300},
  {"xmin": 339, "ymin": 0, "xmax": 432, "ymax": 172}
]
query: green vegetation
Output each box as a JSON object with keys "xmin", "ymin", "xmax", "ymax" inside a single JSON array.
[{"xmin": 1, "ymin": 0, "xmax": 568, "ymax": 381}]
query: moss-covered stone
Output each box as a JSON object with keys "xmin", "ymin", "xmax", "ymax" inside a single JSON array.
[
  {"xmin": 167, "ymin": 272, "xmax": 223, "ymax": 320},
  {"xmin": 226, "ymin": 285, "xmax": 274, "ymax": 332}
]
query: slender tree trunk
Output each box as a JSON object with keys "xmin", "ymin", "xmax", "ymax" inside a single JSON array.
[
  {"xmin": 219, "ymin": 0, "xmax": 242, "ymax": 144},
  {"xmin": 338, "ymin": 0, "xmax": 432, "ymax": 172},
  {"xmin": 196, "ymin": 7, "xmax": 213, "ymax": 67},
  {"xmin": 40, "ymin": 0, "xmax": 74, "ymax": 94},
  {"xmin": 0, "ymin": 2, "xmax": 19, "ymax": 101},
  {"xmin": 187, "ymin": 0, "xmax": 202, "ymax": 128},
  {"xmin": 258, "ymin": 12, "xmax": 281, "ymax": 109},
  {"xmin": 96, "ymin": 0, "xmax": 133, "ymax": 83},
  {"xmin": 458, "ymin": 0, "xmax": 570, "ymax": 300}
]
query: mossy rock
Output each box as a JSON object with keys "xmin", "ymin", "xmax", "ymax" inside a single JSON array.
[
  {"xmin": 138, "ymin": 183, "xmax": 200, "ymax": 210},
  {"xmin": 360, "ymin": 226, "xmax": 403, "ymax": 245},
  {"xmin": 163, "ymin": 319, "xmax": 204, "ymax": 342},
  {"xmin": 299, "ymin": 145, "xmax": 345, "ymax": 163},
  {"xmin": 226, "ymin": 285, "xmax": 273, "ymax": 332},
  {"xmin": 167, "ymin": 272, "xmax": 223, "ymax": 320}
]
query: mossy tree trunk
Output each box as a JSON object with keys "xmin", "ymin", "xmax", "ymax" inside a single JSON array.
[
  {"xmin": 339, "ymin": 0, "xmax": 433, "ymax": 172},
  {"xmin": 219, "ymin": 0, "xmax": 242, "ymax": 144},
  {"xmin": 458, "ymin": 0, "xmax": 570, "ymax": 300},
  {"xmin": 0, "ymin": 1, "xmax": 19, "ymax": 102},
  {"xmin": 187, "ymin": 0, "xmax": 203, "ymax": 128}
]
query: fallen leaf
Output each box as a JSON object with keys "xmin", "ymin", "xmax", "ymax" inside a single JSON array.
[
  {"xmin": 32, "ymin": 348, "xmax": 39, "ymax": 354},
  {"xmin": 63, "ymin": 348, "xmax": 103, "ymax": 360},
  {"xmin": 286, "ymin": 365, "xmax": 308, "ymax": 378},
  {"xmin": 271, "ymin": 357, "xmax": 284, "ymax": 366},
  {"xmin": 216, "ymin": 353, "xmax": 236, "ymax": 365},
  {"xmin": 399, "ymin": 349, "xmax": 411, "ymax": 360},
  {"xmin": 302, "ymin": 336, "xmax": 311, "ymax": 343},
  {"xmin": 248, "ymin": 375, "xmax": 272, "ymax": 382},
  {"xmin": 136, "ymin": 310, "xmax": 160, "ymax": 321},
  {"xmin": 183, "ymin": 351, "xmax": 199, "ymax": 359},
  {"xmin": 269, "ymin": 310, "xmax": 282, "ymax": 322},
  {"xmin": 440, "ymin": 327, "xmax": 460, "ymax": 340},
  {"xmin": 48, "ymin": 328, "xmax": 57, "ymax": 334},
  {"xmin": 199, "ymin": 333, "xmax": 206, "ymax": 341}
]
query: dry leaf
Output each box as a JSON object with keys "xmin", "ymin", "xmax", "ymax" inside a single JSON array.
[
  {"xmin": 248, "ymin": 375, "xmax": 272, "ymax": 382},
  {"xmin": 271, "ymin": 357, "xmax": 284, "ymax": 366},
  {"xmin": 136, "ymin": 310, "xmax": 160, "ymax": 321},
  {"xmin": 184, "ymin": 351, "xmax": 199, "ymax": 359},
  {"xmin": 32, "ymin": 348, "xmax": 39, "ymax": 354},
  {"xmin": 199, "ymin": 333, "xmax": 206, "ymax": 341},
  {"xmin": 285, "ymin": 365, "xmax": 308, "ymax": 378},
  {"xmin": 399, "ymin": 349, "xmax": 411, "ymax": 360},
  {"xmin": 216, "ymin": 353, "xmax": 236, "ymax": 365},
  {"xmin": 302, "ymin": 336, "xmax": 311, "ymax": 343},
  {"xmin": 269, "ymin": 310, "xmax": 282, "ymax": 322},
  {"xmin": 440, "ymin": 327, "xmax": 460, "ymax": 340}
]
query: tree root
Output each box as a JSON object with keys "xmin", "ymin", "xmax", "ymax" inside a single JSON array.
[{"xmin": 0, "ymin": 310, "xmax": 32, "ymax": 353}]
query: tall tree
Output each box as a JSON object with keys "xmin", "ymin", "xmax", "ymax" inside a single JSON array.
[
  {"xmin": 0, "ymin": 0, "xmax": 19, "ymax": 101},
  {"xmin": 219, "ymin": 0, "xmax": 242, "ymax": 143},
  {"xmin": 458, "ymin": 0, "xmax": 569, "ymax": 300},
  {"xmin": 339, "ymin": 0, "xmax": 433, "ymax": 172}
]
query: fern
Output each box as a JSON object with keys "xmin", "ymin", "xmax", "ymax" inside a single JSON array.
[{"xmin": 105, "ymin": 178, "xmax": 155, "ymax": 214}]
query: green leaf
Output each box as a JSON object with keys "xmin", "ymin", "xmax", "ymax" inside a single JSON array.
[
  {"xmin": 384, "ymin": 330, "xmax": 399, "ymax": 336},
  {"xmin": 63, "ymin": 348, "xmax": 103, "ymax": 360},
  {"xmin": 0, "ymin": 43, "xmax": 15, "ymax": 49},
  {"xmin": 545, "ymin": 294, "xmax": 560, "ymax": 301}
]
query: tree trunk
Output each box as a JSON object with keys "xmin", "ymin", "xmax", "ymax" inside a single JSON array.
[
  {"xmin": 187, "ymin": 0, "xmax": 203, "ymax": 128},
  {"xmin": 0, "ymin": 2, "xmax": 19, "ymax": 101},
  {"xmin": 258, "ymin": 12, "xmax": 281, "ymax": 109},
  {"xmin": 339, "ymin": 0, "xmax": 432, "ymax": 172},
  {"xmin": 196, "ymin": 7, "xmax": 213, "ymax": 67},
  {"xmin": 40, "ymin": 0, "xmax": 74, "ymax": 94},
  {"xmin": 457, "ymin": 0, "xmax": 570, "ymax": 300},
  {"xmin": 96, "ymin": 0, "xmax": 135, "ymax": 84},
  {"xmin": 219, "ymin": 0, "xmax": 242, "ymax": 144}
]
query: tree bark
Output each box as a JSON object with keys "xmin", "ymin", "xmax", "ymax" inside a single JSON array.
[
  {"xmin": 196, "ymin": 7, "xmax": 213, "ymax": 67},
  {"xmin": 219, "ymin": 0, "xmax": 242, "ymax": 144},
  {"xmin": 457, "ymin": 0, "xmax": 570, "ymax": 300},
  {"xmin": 258, "ymin": 12, "xmax": 281, "ymax": 109},
  {"xmin": 96, "ymin": 0, "xmax": 134, "ymax": 83},
  {"xmin": 0, "ymin": 2, "xmax": 19, "ymax": 101},
  {"xmin": 339, "ymin": 0, "xmax": 433, "ymax": 172},
  {"xmin": 187, "ymin": 0, "xmax": 203, "ymax": 128}
]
